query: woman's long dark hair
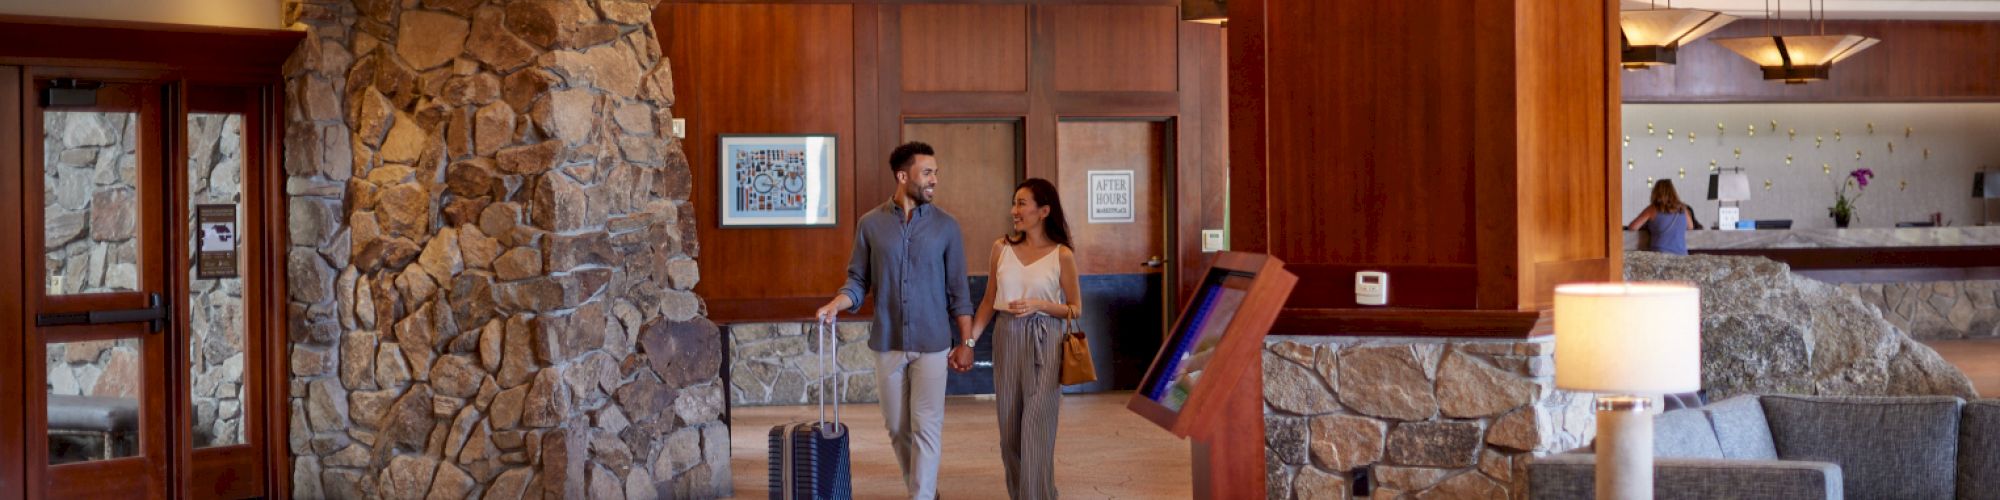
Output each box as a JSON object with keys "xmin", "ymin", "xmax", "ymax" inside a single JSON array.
[{"xmin": 1006, "ymin": 178, "xmax": 1073, "ymax": 248}]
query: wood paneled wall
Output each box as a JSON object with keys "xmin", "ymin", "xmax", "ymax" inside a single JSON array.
[
  {"xmin": 1519, "ymin": 0, "xmax": 1618, "ymax": 309},
  {"xmin": 659, "ymin": 4, "xmax": 859, "ymax": 320},
  {"xmin": 661, "ymin": 0, "xmax": 1222, "ymax": 322},
  {"xmin": 1624, "ymin": 20, "xmax": 2000, "ymax": 102},
  {"xmin": 903, "ymin": 120, "xmax": 1022, "ymax": 275},
  {"xmin": 1231, "ymin": 0, "xmax": 1621, "ymax": 336},
  {"xmin": 900, "ymin": 5, "xmax": 1029, "ymax": 92}
]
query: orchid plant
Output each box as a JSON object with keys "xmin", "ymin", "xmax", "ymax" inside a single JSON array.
[{"xmin": 1829, "ymin": 168, "xmax": 1874, "ymax": 225}]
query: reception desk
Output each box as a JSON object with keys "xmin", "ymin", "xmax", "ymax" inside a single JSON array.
[
  {"xmin": 1624, "ymin": 226, "xmax": 2000, "ymax": 283},
  {"xmin": 1623, "ymin": 226, "xmax": 2000, "ymax": 339},
  {"xmin": 1624, "ymin": 226, "xmax": 2000, "ymax": 251}
]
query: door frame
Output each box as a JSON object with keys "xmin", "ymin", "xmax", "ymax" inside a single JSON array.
[{"xmin": 0, "ymin": 15, "xmax": 300, "ymax": 499}]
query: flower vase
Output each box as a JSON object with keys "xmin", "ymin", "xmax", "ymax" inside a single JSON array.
[{"xmin": 1834, "ymin": 213, "xmax": 1851, "ymax": 228}]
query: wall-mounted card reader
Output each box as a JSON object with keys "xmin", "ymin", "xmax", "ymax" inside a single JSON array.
[{"xmin": 1356, "ymin": 271, "xmax": 1388, "ymax": 306}]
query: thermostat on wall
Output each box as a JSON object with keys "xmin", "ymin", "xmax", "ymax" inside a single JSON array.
[{"xmin": 1356, "ymin": 271, "xmax": 1388, "ymax": 306}]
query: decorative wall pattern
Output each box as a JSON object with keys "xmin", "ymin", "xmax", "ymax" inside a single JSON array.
[
  {"xmin": 1261, "ymin": 337, "xmax": 1595, "ymax": 500},
  {"xmin": 280, "ymin": 0, "xmax": 722, "ymax": 498},
  {"xmin": 1623, "ymin": 103, "xmax": 2000, "ymax": 229}
]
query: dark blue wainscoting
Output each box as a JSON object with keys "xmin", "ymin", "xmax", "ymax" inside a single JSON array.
[{"xmin": 945, "ymin": 274, "xmax": 1164, "ymax": 395}]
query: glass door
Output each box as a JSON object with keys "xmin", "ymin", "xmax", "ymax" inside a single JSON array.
[
  {"xmin": 27, "ymin": 79, "xmax": 172, "ymax": 498},
  {"xmin": 182, "ymin": 86, "xmax": 270, "ymax": 500}
]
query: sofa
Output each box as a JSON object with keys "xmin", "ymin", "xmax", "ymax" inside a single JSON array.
[{"xmin": 1530, "ymin": 395, "xmax": 2000, "ymax": 500}]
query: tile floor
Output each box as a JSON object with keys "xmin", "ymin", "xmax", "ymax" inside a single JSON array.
[
  {"xmin": 725, "ymin": 339, "xmax": 2000, "ymax": 499},
  {"xmin": 728, "ymin": 393, "xmax": 1192, "ymax": 499}
]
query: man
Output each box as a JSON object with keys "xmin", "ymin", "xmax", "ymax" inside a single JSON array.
[{"xmin": 817, "ymin": 141, "xmax": 975, "ymax": 500}]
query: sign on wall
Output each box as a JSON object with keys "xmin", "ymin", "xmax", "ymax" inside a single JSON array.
[
  {"xmin": 1089, "ymin": 170, "xmax": 1134, "ymax": 223},
  {"xmin": 196, "ymin": 204, "xmax": 238, "ymax": 279}
]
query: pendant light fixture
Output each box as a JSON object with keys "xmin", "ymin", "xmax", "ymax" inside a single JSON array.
[
  {"xmin": 1183, "ymin": 0, "xmax": 1226, "ymax": 25},
  {"xmin": 1620, "ymin": 0, "xmax": 1737, "ymax": 69},
  {"xmin": 1714, "ymin": 0, "xmax": 1879, "ymax": 84}
]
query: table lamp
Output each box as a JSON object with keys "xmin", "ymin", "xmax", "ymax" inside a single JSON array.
[
  {"xmin": 1555, "ymin": 283, "xmax": 1701, "ymax": 500},
  {"xmin": 1707, "ymin": 172, "xmax": 1750, "ymax": 230}
]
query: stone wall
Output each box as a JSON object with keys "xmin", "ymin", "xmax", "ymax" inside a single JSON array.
[
  {"xmin": 1625, "ymin": 251, "xmax": 1975, "ymax": 400},
  {"xmin": 1841, "ymin": 280, "xmax": 2000, "ymax": 340},
  {"xmin": 1262, "ymin": 336, "xmax": 1595, "ymax": 500},
  {"xmin": 280, "ymin": 0, "xmax": 725, "ymax": 498},
  {"xmin": 728, "ymin": 321, "xmax": 877, "ymax": 406}
]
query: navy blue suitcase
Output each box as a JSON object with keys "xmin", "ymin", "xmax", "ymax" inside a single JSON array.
[{"xmin": 768, "ymin": 322, "xmax": 852, "ymax": 499}]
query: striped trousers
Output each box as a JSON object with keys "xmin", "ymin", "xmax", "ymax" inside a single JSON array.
[{"xmin": 993, "ymin": 314, "xmax": 1064, "ymax": 499}]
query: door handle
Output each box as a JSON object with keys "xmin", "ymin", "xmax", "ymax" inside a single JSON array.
[
  {"xmin": 36, "ymin": 292, "xmax": 169, "ymax": 333},
  {"xmin": 1142, "ymin": 256, "xmax": 1166, "ymax": 268}
]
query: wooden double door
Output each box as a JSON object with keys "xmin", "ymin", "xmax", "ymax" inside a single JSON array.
[
  {"xmin": 1, "ymin": 68, "xmax": 279, "ymax": 499},
  {"xmin": 911, "ymin": 119, "xmax": 1175, "ymax": 395}
]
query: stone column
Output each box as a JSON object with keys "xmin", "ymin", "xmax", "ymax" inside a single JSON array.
[{"xmin": 281, "ymin": 0, "xmax": 725, "ymax": 498}]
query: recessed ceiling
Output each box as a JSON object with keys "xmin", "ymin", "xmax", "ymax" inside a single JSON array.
[{"xmin": 1620, "ymin": 0, "xmax": 2000, "ymax": 20}]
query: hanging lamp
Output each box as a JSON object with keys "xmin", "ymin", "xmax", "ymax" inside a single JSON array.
[
  {"xmin": 1714, "ymin": 0, "xmax": 1879, "ymax": 84},
  {"xmin": 1183, "ymin": 0, "xmax": 1226, "ymax": 25},
  {"xmin": 1620, "ymin": 1, "xmax": 1738, "ymax": 69}
]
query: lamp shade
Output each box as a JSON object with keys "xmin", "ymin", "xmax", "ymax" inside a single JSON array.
[
  {"xmin": 1619, "ymin": 9, "xmax": 1738, "ymax": 68},
  {"xmin": 1554, "ymin": 283, "xmax": 1702, "ymax": 394},
  {"xmin": 1712, "ymin": 34, "xmax": 1880, "ymax": 83},
  {"xmin": 1707, "ymin": 172, "xmax": 1751, "ymax": 202},
  {"xmin": 1183, "ymin": 0, "xmax": 1226, "ymax": 24},
  {"xmin": 1977, "ymin": 172, "xmax": 2000, "ymax": 199}
]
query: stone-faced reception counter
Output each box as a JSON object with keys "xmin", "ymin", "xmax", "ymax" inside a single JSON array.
[
  {"xmin": 1622, "ymin": 225, "xmax": 2000, "ymax": 250},
  {"xmin": 1625, "ymin": 227, "xmax": 2000, "ymax": 339}
]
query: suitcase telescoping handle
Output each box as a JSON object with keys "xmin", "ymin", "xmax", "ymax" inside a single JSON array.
[{"xmin": 818, "ymin": 319, "xmax": 841, "ymax": 428}]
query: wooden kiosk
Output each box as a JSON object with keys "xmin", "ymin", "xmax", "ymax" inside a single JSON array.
[{"xmin": 1129, "ymin": 253, "xmax": 1297, "ymax": 499}]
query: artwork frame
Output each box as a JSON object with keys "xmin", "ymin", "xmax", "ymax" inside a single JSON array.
[{"xmin": 718, "ymin": 134, "xmax": 838, "ymax": 228}]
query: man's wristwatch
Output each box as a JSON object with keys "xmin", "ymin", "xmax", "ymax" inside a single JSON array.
[{"xmin": 961, "ymin": 337, "xmax": 975, "ymax": 349}]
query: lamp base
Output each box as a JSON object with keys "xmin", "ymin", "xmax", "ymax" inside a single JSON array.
[{"xmin": 1596, "ymin": 395, "xmax": 1654, "ymax": 500}]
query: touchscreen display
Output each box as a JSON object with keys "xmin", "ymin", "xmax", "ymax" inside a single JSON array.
[{"xmin": 1141, "ymin": 270, "xmax": 1254, "ymax": 411}]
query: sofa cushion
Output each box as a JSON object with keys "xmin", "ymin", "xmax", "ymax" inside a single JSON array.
[
  {"xmin": 1762, "ymin": 395, "xmax": 1963, "ymax": 500},
  {"xmin": 1962, "ymin": 400, "xmax": 2000, "ymax": 500},
  {"xmin": 1701, "ymin": 395, "xmax": 1778, "ymax": 460},
  {"xmin": 1653, "ymin": 408, "xmax": 1724, "ymax": 459}
]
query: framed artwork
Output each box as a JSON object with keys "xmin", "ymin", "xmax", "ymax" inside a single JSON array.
[{"xmin": 718, "ymin": 134, "xmax": 837, "ymax": 228}]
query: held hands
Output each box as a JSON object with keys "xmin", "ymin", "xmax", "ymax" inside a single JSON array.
[{"xmin": 949, "ymin": 345, "xmax": 973, "ymax": 372}]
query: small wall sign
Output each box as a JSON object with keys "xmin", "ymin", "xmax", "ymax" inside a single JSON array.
[
  {"xmin": 1088, "ymin": 170, "xmax": 1135, "ymax": 224},
  {"xmin": 196, "ymin": 204, "xmax": 238, "ymax": 279}
]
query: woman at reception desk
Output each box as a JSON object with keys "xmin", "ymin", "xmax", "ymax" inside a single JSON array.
[
  {"xmin": 1624, "ymin": 180, "xmax": 1697, "ymax": 255},
  {"xmin": 1620, "ymin": 225, "xmax": 2000, "ymax": 283}
]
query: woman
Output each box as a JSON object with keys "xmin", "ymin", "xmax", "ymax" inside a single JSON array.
[
  {"xmin": 970, "ymin": 178, "xmax": 1082, "ymax": 499},
  {"xmin": 1626, "ymin": 179, "xmax": 1694, "ymax": 255}
]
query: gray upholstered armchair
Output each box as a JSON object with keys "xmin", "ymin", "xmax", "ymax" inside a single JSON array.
[{"xmin": 1531, "ymin": 395, "xmax": 2000, "ymax": 500}]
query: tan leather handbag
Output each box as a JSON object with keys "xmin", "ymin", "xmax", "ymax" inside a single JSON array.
[{"xmin": 1059, "ymin": 303, "xmax": 1097, "ymax": 386}]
